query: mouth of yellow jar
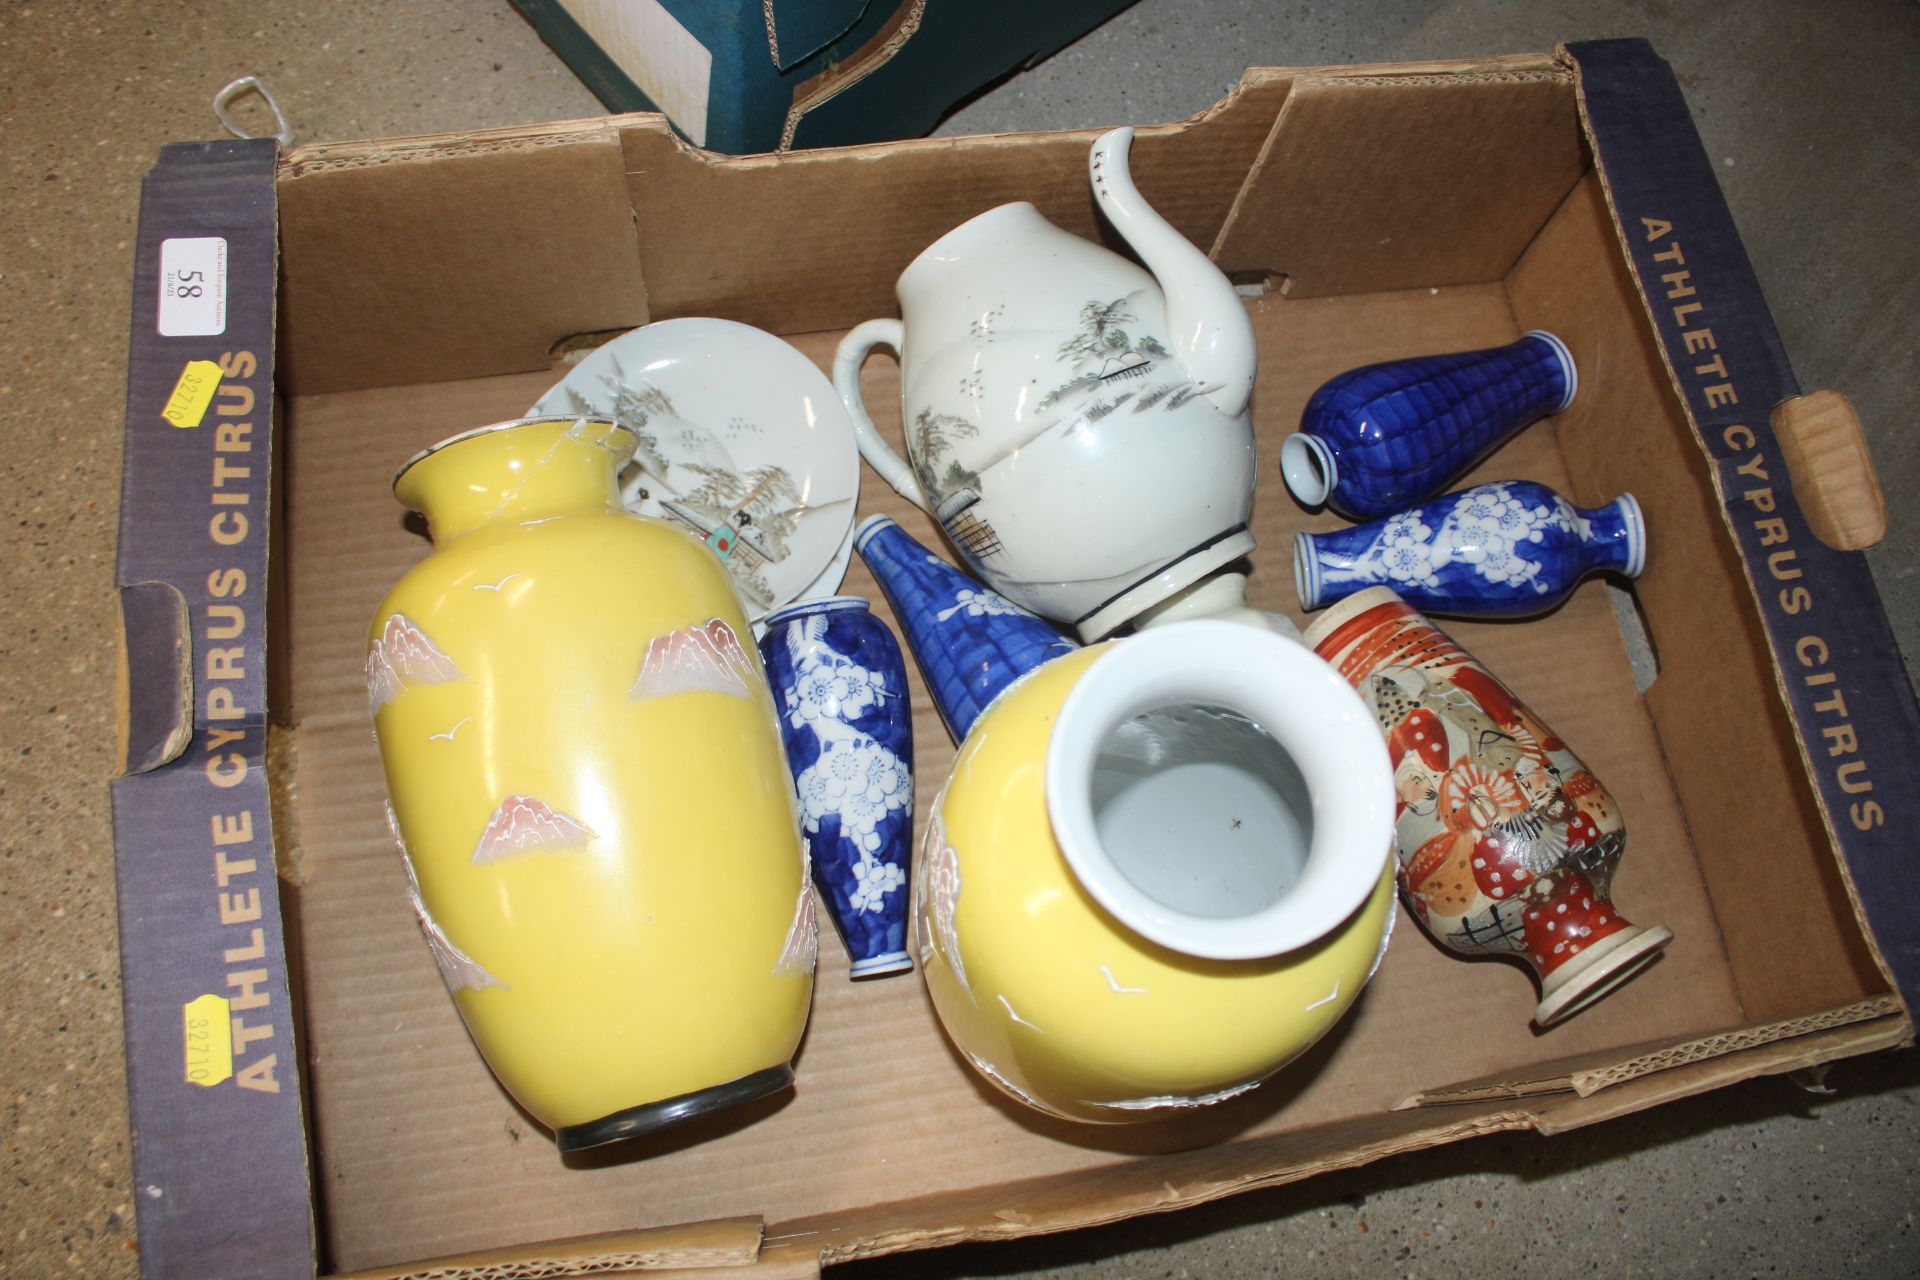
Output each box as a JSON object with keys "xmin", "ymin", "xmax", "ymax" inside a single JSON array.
[
  {"xmin": 391, "ymin": 415, "xmax": 635, "ymax": 498},
  {"xmin": 1045, "ymin": 621, "xmax": 1393, "ymax": 961}
]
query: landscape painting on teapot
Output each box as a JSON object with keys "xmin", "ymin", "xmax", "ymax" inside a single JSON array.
[{"xmin": 835, "ymin": 127, "xmax": 1260, "ymax": 641}]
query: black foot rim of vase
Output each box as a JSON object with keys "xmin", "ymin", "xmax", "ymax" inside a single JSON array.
[{"xmin": 555, "ymin": 1064, "xmax": 795, "ymax": 1152}]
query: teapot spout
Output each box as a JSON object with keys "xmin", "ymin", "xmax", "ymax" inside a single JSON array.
[{"xmin": 1091, "ymin": 127, "xmax": 1257, "ymax": 420}]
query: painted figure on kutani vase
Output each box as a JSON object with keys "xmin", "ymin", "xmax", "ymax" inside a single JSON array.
[{"xmin": 1303, "ymin": 587, "xmax": 1672, "ymax": 1026}]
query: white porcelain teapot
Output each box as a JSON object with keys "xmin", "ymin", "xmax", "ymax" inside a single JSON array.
[{"xmin": 834, "ymin": 127, "xmax": 1259, "ymax": 641}]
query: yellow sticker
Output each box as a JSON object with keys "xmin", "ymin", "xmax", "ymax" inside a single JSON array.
[
  {"xmin": 161, "ymin": 359, "xmax": 222, "ymax": 428},
  {"xmin": 183, "ymin": 993, "xmax": 234, "ymax": 1087}
]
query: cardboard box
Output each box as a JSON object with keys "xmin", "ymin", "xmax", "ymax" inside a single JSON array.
[
  {"xmin": 111, "ymin": 38, "xmax": 1919, "ymax": 1279},
  {"xmin": 508, "ymin": 0, "xmax": 1137, "ymax": 154}
]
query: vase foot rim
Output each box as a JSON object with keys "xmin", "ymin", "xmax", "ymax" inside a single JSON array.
[
  {"xmin": 848, "ymin": 951, "xmax": 914, "ymax": 979},
  {"xmin": 1292, "ymin": 530, "xmax": 1322, "ymax": 611},
  {"xmin": 1072, "ymin": 526, "xmax": 1256, "ymax": 641},
  {"xmin": 1534, "ymin": 923, "xmax": 1673, "ymax": 1027},
  {"xmin": 554, "ymin": 1063, "xmax": 796, "ymax": 1151}
]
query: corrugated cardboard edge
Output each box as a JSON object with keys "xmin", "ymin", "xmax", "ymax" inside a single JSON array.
[
  {"xmin": 1563, "ymin": 37, "xmax": 1920, "ymax": 1018},
  {"xmin": 334, "ymin": 1216, "xmax": 769, "ymax": 1280},
  {"xmin": 1528, "ymin": 1014, "xmax": 1912, "ymax": 1136},
  {"xmin": 1399, "ymin": 994, "xmax": 1905, "ymax": 1107},
  {"xmin": 752, "ymin": 1015, "xmax": 1909, "ymax": 1271},
  {"xmin": 779, "ymin": 0, "xmax": 925, "ymax": 151},
  {"xmin": 282, "ymin": 116, "xmax": 633, "ymax": 175}
]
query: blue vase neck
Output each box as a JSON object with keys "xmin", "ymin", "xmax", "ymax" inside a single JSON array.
[{"xmin": 1573, "ymin": 494, "xmax": 1645, "ymax": 578}]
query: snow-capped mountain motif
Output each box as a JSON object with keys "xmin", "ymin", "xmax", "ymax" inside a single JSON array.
[
  {"xmin": 470, "ymin": 794, "xmax": 597, "ymax": 865},
  {"xmin": 631, "ymin": 617, "xmax": 755, "ymax": 701},
  {"xmin": 384, "ymin": 799, "xmax": 406, "ymax": 856},
  {"xmin": 772, "ymin": 869, "xmax": 818, "ymax": 978},
  {"xmin": 367, "ymin": 614, "xmax": 464, "ymax": 716},
  {"xmin": 964, "ymin": 1048, "xmax": 1053, "ymax": 1114},
  {"xmin": 1092, "ymin": 1079, "xmax": 1264, "ymax": 1111},
  {"xmin": 391, "ymin": 806, "xmax": 506, "ymax": 992},
  {"xmin": 919, "ymin": 798, "xmax": 969, "ymax": 996}
]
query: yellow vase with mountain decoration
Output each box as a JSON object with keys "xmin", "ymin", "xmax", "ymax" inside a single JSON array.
[{"xmin": 368, "ymin": 415, "xmax": 814, "ymax": 1151}]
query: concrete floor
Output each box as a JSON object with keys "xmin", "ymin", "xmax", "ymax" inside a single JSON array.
[{"xmin": 0, "ymin": 1, "xmax": 1913, "ymax": 1277}]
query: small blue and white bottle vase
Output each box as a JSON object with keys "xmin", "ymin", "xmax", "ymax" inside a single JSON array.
[
  {"xmin": 854, "ymin": 514, "xmax": 1080, "ymax": 745},
  {"xmin": 1293, "ymin": 480, "xmax": 1647, "ymax": 619},
  {"xmin": 1281, "ymin": 331, "xmax": 1578, "ymax": 519},
  {"xmin": 759, "ymin": 596, "xmax": 916, "ymax": 979}
]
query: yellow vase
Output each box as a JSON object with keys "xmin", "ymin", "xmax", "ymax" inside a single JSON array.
[
  {"xmin": 369, "ymin": 416, "xmax": 814, "ymax": 1151},
  {"xmin": 918, "ymin": 623, "xmax": 1398, "ymax": 1123}
]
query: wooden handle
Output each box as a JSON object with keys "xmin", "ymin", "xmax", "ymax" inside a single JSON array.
[{"xmin": 1771, "ymin": 390, "xmax": 1886, "ymax": 551}]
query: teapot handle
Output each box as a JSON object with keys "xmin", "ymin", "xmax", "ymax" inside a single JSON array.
[{"xmin": 833, "ymin": 319, "xmax": 929, "ymax": 513}]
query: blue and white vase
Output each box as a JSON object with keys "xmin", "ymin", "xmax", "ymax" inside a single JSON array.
[
  {"xmin": 760, "ymin": 597, "xmax": 916, "ymax": 979},
  {"xmin": 1294, "ymin": 481, "xmax": 1646, "ymax": 619},
  {"xmin": 853, "ymin": 515, "xmax": 1079, "ymax": 744},
  {"xmin": 1281, "ymin": 331, "xmax": 1578, "ymax": 519}
]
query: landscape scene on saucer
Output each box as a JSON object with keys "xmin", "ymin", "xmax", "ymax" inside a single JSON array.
[{"xmin": 567, "ymin": 374, "xmax": 812, "ymax": 611}]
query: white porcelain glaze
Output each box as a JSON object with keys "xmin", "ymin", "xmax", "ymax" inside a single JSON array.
[
  {"xmin": 834, "ymin": 128, "xmax": 1259, "ymax": 641},
  {"xmin": 1130, "ymin": 570, "xmax": 1303, "ymax": 639},
  {"xmin": 1044, "ymin": 622, "xmax": 1393, "ymax": 960}
]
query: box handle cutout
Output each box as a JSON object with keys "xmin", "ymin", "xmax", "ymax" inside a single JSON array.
[
  {"xmin": 1771, "ymin": 391, "xmax": 1886, "ymax": 551},
  {"xmin": 116, "ymin": 581, "xmax": 193, "ymax": 776}
]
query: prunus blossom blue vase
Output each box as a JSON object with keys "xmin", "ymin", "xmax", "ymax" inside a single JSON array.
[
  {"xmin": 1281, "ymin": 332, "xmax": 1577, "ymax": 519},
  {"xmin": 760, "ymin": 596, "xmax": 915, "ymax": 979},
  {"xmin": 1294, "ymin": 481, "xmax": 1645, "ymax": 619},
  {"xmin": 853, "ymin": 514, "xmax": 1079, "ymax": 743}
]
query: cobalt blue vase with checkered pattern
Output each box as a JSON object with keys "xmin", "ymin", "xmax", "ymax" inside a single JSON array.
[
  {"xmin": 854, "ymin": 515, "xmax": 1079, "ymax": 744},
  {"xmin": 1281, "ymin": 332, "xmax": 1577, "ymax": 520}
]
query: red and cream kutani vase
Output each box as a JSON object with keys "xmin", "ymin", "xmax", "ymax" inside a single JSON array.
[
  {"xmin": 368, "ymin": 415, "xmax": 814, "ymax": 1151},
  {"xmin": 1302, "ymin": 586, "xmax": 1672, "ymax": 1025}
]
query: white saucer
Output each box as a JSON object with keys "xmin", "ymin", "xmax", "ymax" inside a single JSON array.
[{"xmin": 531, "ymin": 318, "xmax": 859, "ymax": 620}]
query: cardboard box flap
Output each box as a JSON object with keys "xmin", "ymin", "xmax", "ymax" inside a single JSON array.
[
  {"xmin": 278, "ymin": 120, "xmax": 649, "ymax": 397},
  {"xmin": 767, "ymin": 0, "xmax": 874, "ymax": 71},
  {"xmin": 1567, "ymin": 37, "xmax": 1920, "ymax": 1018},
  {"xmin": 1211, "ymin": 63, "xmax": 1586, "ymax": 297},
  {"xmin": 1505, "ymin": 171, "xmax": 1884, "ymax": 1023},
  {"xmin": 772, "ymin": 1105, "xmax": 1546, "ymax": 1266},
  {"xmin": 1527, "ymin": 1012, "xmax": 1911, "ymax": 1137},
  {"xmin": 618, "ymin": 69, "xmax": 1295, "ymax": 336},
  {"xmin": 111, "ymin": 137, "xmax": 314, "ymax": 1280},
  {"xmin": 1398, "ymin": 995, "xmax": 1901, "ymax": 1108}
]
